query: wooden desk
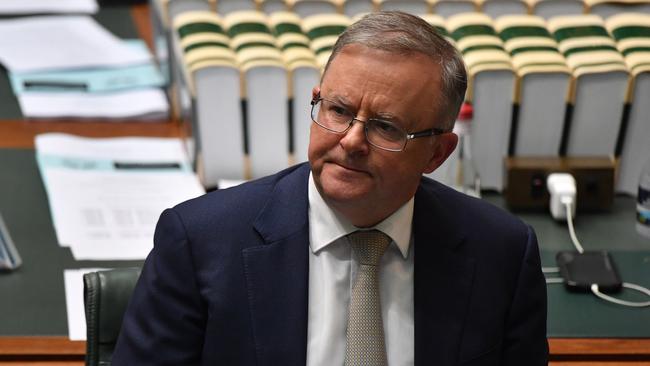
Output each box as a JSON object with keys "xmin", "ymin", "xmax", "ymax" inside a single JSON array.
[{"xmin": 0, "ymin": 4, "xmax": 649, "ymax": 366}]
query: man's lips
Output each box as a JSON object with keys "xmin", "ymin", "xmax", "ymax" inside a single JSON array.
[{"xmin": 328, "ymin": 161, "xmax": 370, "ymax": 175}]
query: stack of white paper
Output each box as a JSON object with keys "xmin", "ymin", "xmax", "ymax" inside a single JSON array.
[
  {"xmin": 0, "ymin": 16, "xmax": 168, "ymax": 119},
  {"xmin": 0, "ymin": 16, "xmax": 150, "ymax": 72},
  {"xmin": 0, "ymin": 0, "xmax": 98, "ymax": 15},
  {"xmin": 18, "ymin": 89, "xmax": 169, "ymax": 120},
  {"xmin": 36, "ymin": 133, "xmax": 205, "ymax": 260}
]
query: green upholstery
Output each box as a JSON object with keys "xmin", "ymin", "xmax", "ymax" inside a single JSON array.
[
  {"xmin": 269, "ymin": 11, "xmax": 319, "ymax": 68},
  {"xmin": 495, "ymin": 14, "xmax": 570, "ymax": 75},
  {"xmin": 548, "ymin": 14, "xmax": 628, "ymax": 77},
  {"xmin": 173, "ymin": 11, "xmax": 237, "ymax": 70},
  {"xmin": 446, "ymin": 12, "xmax": 512, "ymax": 69},
  {"xmin": 446, "ymin": 12, "xmax": 513, "ymax": 101},
  {"xmin": 224, "ymin": 10, "xmax": 285, "ymax": 69},
  {"xmin": 606, "ymin": 12, "xmax": 650, "ymax": 76},
  {"xmin": 302, "ymin": 13, "xmax": 350, "ymax": 68}
]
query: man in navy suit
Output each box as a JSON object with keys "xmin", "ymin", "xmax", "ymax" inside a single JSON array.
[{"xmin": 113, "ymin": 11, "xmax": 548, "ymax": 365}]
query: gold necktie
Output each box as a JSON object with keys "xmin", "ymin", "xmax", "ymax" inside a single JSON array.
[{"xmin": 345, "ymin": 230, "xmax": 391, "ymax": 366}]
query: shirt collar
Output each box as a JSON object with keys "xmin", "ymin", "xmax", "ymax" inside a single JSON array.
[{"xmin": 308, "ymin": 172, "xmax": 413, "ymax": 259}]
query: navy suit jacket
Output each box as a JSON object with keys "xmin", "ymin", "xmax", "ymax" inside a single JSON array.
[{"xmin": 113, "ymin": 163, "xmax": 548, "ymax": 365}]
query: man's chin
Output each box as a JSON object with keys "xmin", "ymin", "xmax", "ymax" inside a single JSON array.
[{"xmin": 317, "ymin": 178, "xmax": 372, "ymax": 205}]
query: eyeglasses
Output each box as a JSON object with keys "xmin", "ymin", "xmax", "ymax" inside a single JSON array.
[{"xmin": 310, "ymin": 97, "xmax": 446, "ymax": 152}]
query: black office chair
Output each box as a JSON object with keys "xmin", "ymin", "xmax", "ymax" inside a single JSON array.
[{"xmin": 83, "ymin": 267, "xmax": 141, "ymax": 366}]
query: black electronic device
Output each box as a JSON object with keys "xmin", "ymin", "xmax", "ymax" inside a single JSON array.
[{"xmin": 556, "ymin": 250, "xmax": 622, "ymax": 293}]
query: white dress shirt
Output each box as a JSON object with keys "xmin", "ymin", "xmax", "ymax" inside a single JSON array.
[{"xmin": 306, "ymin": 173, "xmax": 415, "ymax": 366}]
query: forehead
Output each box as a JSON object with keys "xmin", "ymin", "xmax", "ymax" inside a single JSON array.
[{"xmin": 321, "ymin": 45, "xmax": 442, "ymax": 126}]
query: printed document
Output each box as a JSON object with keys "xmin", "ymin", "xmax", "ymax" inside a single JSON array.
[
  {"xmin": 0, "ymin": 16, "xmax": 150, "ymax": 72},
  {"xmin": 36, "ymin": 134, "xmax": 205, "ymax": 260},
  {"xmin": 9, "ymin": 41, "xmax": 165, "ymax": 94},
  {"xmin": 0, "ymin": 0, "xmax": 98, "ymax": 15},
  {"xmin": 17, "ymin": 88, "xmax": 169, "ymax": 119}
]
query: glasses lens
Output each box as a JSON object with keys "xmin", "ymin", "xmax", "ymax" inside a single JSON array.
[
  {"xmin": 366, "ymin": 119, "xmax": 407, "ymax": 151},
  {"xmin": 311, "ymin": 99, "xmax": 352, "ymax": 133}
]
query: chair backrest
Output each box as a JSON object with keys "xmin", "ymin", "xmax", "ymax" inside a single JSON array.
[
  {"xmin": 83, "ymin": 268, "xmax": 141, "ymax": 366},
  {"xmin": 432, "ymin": 0, "xmax": 479, "ymax": 17},
  {"xmin": 494, "ymin": 14, "xmax": 571, "ymax": 156},
  {"xmin": 379, "ymin": 0, "xmax": 432, "ymax": 14},
  {"xmin": 529, "ymin": 0, "xmax": 586, "ymax": 19},
  {"xmin": 548, "ymin": 14, "xmax": 629, "ymax": 157},
  {"xmin": 447, "ymin": 12, "xmax": 515, "ymax": 191},
  {"xmin": 606, "ymin": 12, "xmax": 650, "ymax": 76},
  {"xmin": 302, "ymin": 13, "xmax": 351, "ymax": 68},
  {"xmin": 480, "ymin": 0, "xmax": 530, "ymax": 17}
]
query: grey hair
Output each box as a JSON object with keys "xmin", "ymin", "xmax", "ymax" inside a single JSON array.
[{"xmin": 323, "ymin": 11, "xmax": 467, "ymax": 130}]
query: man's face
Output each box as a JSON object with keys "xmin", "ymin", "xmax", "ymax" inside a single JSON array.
[{"xmin": 308, "ymin": 44, "xmax": 457, "ymax": 226}]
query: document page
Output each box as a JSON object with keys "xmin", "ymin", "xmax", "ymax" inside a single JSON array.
[
  {"xmin": 0, "ymin": 16, "xmax": 150, "ymax": 72},
  {"xmin": 0, "ymin": 0, "xmax": 98, "ymax": 15},
  {"xmin": 17, "ymin": 88, "xmax": 169, "ymax": 120},
  {"xmin": 9, "ymin": 41, "xmax": 165, "ymax": 94},
  {"xmin": 36, "ymin": 134, "xmax": 205, "ymax": 260}
]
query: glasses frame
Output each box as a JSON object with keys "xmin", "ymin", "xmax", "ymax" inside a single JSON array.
[{"xmin": 310, "ymin": 96, "xmax": 447, "ymax": 152}]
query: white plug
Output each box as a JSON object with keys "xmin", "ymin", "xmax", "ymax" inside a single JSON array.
[{"xmin": 546, "ymin": 173, "xmax": 577, "ymax": 221}]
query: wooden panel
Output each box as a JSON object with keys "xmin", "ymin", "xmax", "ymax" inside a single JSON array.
[
  {"xmin": 0, "ymin": 337, "xmax": 84, "ymax": 357},
  {"xmin": 0, "ymin": 119, "xmax": 181, "ymax": 148},
  {"xmin": 550, "ymin": 339, "xmax": 650, "ymax": 356},
  {"xmin": 551, "ymin": 363, "xmax": 650, "ymax": 366},
  {"xmin": 131, "ymin": 4, "xmax": 154, "ymax": 51}
]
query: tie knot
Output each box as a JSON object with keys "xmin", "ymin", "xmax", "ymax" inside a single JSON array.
[{"xmin": 347, "ymin": 230, "xmax": 391, "ymax": 266}]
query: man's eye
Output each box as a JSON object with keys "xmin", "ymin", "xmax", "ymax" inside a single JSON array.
[
  {"xmin": 330, "ymin": 105, "xmax": 347, "ymax": 116},
  {"xmin": 375, "ymin": 120, "xmax": 400, "ymax": 133},
  {"xmin": 325, "ymin": 103, "xmax": 350, "ymax": 121}
]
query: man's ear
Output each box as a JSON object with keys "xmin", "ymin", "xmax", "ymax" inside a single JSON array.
[
  {"xmin": 423, "ymin": 132, "xmax": 458, "ymax": 174},
  {"xmin": 312, "ymin": 86, "xmax": 320, "ymax": 100}
]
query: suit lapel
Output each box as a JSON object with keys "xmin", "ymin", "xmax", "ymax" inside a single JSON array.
[
  {"xmin": 243, "ymin": 164, "xmax": 310, "ymax": 365},
  {"xmin": 413, "ymin": 185, "xmax": 477, "ymax": 366}
]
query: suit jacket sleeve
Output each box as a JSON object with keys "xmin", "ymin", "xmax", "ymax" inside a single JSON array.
[
  {"xmin": 502, "ymin": 224, "xmax": 549, "ymax": 365},
  {"xmin": 112, "ymin": 208, "xmax": 207, "ymax": 365}
]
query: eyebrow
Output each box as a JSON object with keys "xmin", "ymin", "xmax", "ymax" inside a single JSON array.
[
  {"xmin": 326, "ymin": 94, "xmax": 354, "ymax": 111},
  {"xmin": 374, "ymin": 111, "xmax": 401, "ymax": 123},
  {"xmin": 323, "ymin": 93, "xmax": 410, "ymax": 127}
]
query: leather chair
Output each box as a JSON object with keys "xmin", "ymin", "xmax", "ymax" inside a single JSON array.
[{"xmin": 83, "ymin": 268, "xmax": 141, "ymax": 366}]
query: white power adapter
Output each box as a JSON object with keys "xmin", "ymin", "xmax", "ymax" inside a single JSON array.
[{"xmin": 546, "ymin": 173, "xmax": 577, "ymax": 221}]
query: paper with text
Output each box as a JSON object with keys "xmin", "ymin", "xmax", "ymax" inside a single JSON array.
[
  {"xmin": 0, "ymin": 16, "xmax": 150, "ymax": 72},
  {"xmin": 17, "ymin": 88, "xmax": 169, "ymax": 119},
  {"xmin": 0, "ymin": 0, "xmax": 98, "ymax": 15},
  {"xmin": 36, "ymin": 134, "xmax": 205, "ymax": 260}
]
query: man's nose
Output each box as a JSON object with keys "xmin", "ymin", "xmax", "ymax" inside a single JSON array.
[{"xmin": 339, "ymin": 120, "xmax": 369, "ymax": 155}]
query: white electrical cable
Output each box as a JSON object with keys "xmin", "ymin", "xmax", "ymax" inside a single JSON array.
[
  {"xmin": 563, "ymin": 200, "xmax": 584, "ymax": 254},
  {"xmin": 591, "ymin": 284, "xmax": 650, "ymax": 307}
]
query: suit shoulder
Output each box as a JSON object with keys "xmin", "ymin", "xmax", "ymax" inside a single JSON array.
[
  {"xmin": 419, "ymin": 177, "xmax": 529, "ymax": 240},
  {"xmin": 171, "ymin": 163, "xmax": 309, "ymax": 230}
]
